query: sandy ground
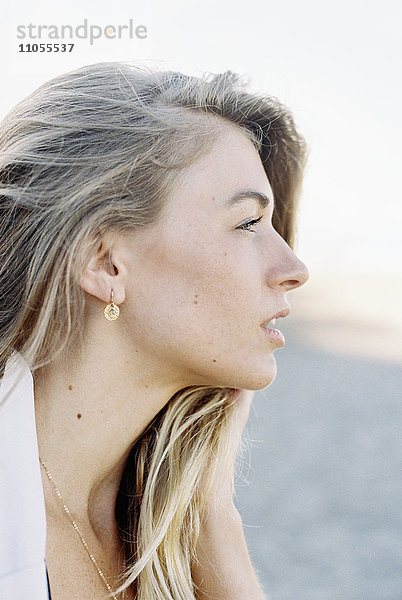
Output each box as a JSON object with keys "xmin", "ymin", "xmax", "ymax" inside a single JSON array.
[{"xmin": 233, "ymin": 274, "xmax": 402, "ymax": 600}]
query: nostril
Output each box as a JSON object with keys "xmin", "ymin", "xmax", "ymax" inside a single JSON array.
[{"xmin": 281, "ymin": 279, "xmax": 301, "ymax": 290}]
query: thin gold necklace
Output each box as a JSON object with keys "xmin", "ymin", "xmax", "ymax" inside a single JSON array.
[{"xmin": 39, "ymin": 457, "xmax": 121, "ymax": 600}]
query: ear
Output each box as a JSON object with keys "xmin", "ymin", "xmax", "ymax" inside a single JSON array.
[{"xmin": 79, "ymin": 233, "xmax": 126, "ymax": 305}]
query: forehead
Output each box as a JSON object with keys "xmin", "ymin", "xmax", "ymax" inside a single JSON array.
[{"xmin": 164, "ymin": 124, "xmax": 274, "ymax": 216}]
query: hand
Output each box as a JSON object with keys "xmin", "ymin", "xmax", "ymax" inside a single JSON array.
[
  {"xmin": 197, "ymin": 388, "xmax": 256, "ymax": 517},
  {"xmin": 192, "ymin": 389, "xmax": 267, "ymax": 600},
  {"xmin": 192, "ymin": 389, "xmax": 266, "ymax": 600}
]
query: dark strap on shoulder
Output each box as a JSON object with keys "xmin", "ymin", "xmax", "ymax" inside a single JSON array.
[{"xmin": 46, "ymin": 566, "xmax": 52, "ymax": 599}]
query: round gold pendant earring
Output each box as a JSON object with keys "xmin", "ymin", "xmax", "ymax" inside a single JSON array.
[{"xmin": 104, "ymin": 289, "xmax": 120, "ymax": 321}]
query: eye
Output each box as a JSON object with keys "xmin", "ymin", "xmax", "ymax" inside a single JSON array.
[{"xmin": 237, "ymin": 215, "xmax": 263, "ymax": 233}]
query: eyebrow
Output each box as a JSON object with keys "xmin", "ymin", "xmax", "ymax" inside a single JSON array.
[{"xmin": 225, "ymin": 189, "xmax": 273, "ymax": 210}]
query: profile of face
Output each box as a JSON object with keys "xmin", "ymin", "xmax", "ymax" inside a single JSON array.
[{"xmin": 104, "ymin": 123, "xmax": 309, "ymax": 391}]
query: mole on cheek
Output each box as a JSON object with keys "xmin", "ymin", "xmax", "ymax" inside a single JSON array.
[
  {"xmin": 193, "ymin": 293, "xmax": 199, "ymax": 305},
  {"xmin": 212, "ymin": 359, "xmax": 217, "ymax": 363},
  {"xmin": 68, "ymin": 385, "xmax": 73, "ymax": 390},
  {"xmin": 77, "ymin": 413, "xmax": 82, "ymax": 419}
]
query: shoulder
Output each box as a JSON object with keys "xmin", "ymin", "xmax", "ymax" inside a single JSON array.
[
  {"xmin": 0, "ymin": 350, "xmax": 33, "ymax": 416},
  {"xmin": 0, "ymin": 350, "xmax": 47, "ymax": 591},
  {"xmin": 0, "ymin": 350, "xmax": 37, "ymax": 457},
  {"xmin": 0, "ymin": 560, "xmax": 50, "ymax": 599}
]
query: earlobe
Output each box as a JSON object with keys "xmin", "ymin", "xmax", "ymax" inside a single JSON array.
[{"xmin": 79, "ymin": 266, "xmax": 113, "ymax": 305}]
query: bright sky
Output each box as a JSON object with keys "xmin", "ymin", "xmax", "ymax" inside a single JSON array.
[{"xmin": 1, "ymin": 0, "xmax": 401, "ymax": 282}]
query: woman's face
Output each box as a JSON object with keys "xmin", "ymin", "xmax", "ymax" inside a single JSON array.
[{"xmin": 119, "ymin": 123, "xmax": 309, "ymax": 391}]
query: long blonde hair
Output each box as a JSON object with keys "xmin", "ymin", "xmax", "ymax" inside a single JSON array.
[{"xmin": 0, "ymin": 62, "xmax": 308, "ymax": 598}]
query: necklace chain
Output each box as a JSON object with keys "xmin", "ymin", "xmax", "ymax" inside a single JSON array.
[{"xmin": 39, "ymin": 457, "xmax": 121, "ymax": 600}]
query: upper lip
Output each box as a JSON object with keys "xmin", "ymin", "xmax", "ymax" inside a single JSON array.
[{"xmin": 262, "ymin": 307, "xmax": 290, "ymax": 324}]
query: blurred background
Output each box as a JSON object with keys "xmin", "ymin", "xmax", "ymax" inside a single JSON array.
[{"xmin": 1, "ymin": 1, "xmax": 401, "ymax": 598}]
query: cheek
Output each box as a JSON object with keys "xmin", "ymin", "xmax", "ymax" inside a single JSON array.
[
  {"xmin": 149, "ymin": 240, "xmax": 228, "ymax": 312},
  {"xmin": 172, "ymin": 243, "xmax": 263, "ymax": 336},
  {"xmin": 131, "ymin": 232, "xmax": 261, "ymax": 332}
]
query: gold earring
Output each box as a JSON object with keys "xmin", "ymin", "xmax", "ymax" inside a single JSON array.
[{"xmin": 104, "ymin": 289, "xmax": 120, "ymax": 321}]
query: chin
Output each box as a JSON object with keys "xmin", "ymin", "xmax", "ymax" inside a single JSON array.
[
  {"xmin": 217, "ymin": 355, "xmax": 278, "ymax": 391},
  {"xmin": 242, "ymin": 351, "xmax": 278, "ymax": 390},
  {"xmin": 244, "ymin": 369, "xmax": 277, "ymax": 391}
]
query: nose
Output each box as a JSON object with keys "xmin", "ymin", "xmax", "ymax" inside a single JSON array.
[
  {"xmin": 279, "ymin": 255, "xmax": 309, "ymax": 291},
  {"xmin": 266, "ymin": 235, "xmax": 310, "ymax": 292}
]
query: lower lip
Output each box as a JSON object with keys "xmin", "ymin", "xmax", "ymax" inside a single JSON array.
[{"xmin": 261, "ymin": 326, "xmax": 285, "ymax": 348}]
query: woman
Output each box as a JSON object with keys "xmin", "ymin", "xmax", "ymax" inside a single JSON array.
[{"xmin": 0, "ymin": 62, "xmax": 309, "ymax": 599}]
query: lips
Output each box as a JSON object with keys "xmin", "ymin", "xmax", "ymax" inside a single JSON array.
[{"xmin": 261, "ymin": 307, "xmax": 290, "ymax": 327}]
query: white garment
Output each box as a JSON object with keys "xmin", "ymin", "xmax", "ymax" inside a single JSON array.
[{"xmin": 0, "ymin": 350, "xmax": 49, "ymax": 599}]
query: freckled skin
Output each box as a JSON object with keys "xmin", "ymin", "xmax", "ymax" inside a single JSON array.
[
  {"xmin": 33, "ymin": 126, "xmax": 310, "ymax": 552},
  {"xmin": 114, "ymin": 124, "xmax": 309, "ymax": 391}
]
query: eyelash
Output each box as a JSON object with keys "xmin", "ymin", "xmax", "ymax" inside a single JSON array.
[{"xmin": 237, "ymin": 215, "xmax": 263, "ymax": 232}]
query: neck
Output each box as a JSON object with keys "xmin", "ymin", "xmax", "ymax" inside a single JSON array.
[{"xmin": 33, "ymin": 329, "xmax": 191, "ymax": 545}]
